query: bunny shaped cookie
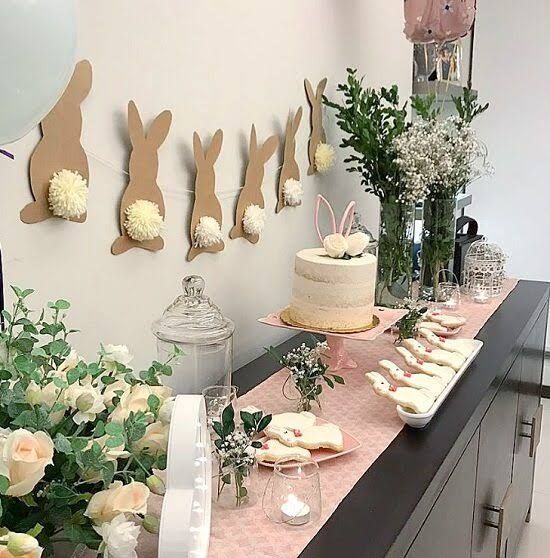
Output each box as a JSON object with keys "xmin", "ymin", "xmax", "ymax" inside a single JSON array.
[
  {"xmin": 395, "ymin": 346, "xmax": 455, "ymax": 383},
  {"xmin": 418, "ymin": 329, "xmax": 475, "ymax": 358},
  {"xmin": 365, "ymin": 372, "xmax": 435, "ymax": 414},
  {"xmin": 229, "ymin": 124, "xmax": 278, "ymax": 244},
  {"xmin": 21, "ymin": 60, "xmax": 92, "ymax": 224},
  {"xmin": 379, "ymin": 360, "xmax": 446, "ymax": 397},
  {"xmin": 304, "ymin": 77, "xmax": 327, "ymax": 175},
  {"xmin": 277, "ymin": 107, "xmax": 303, "ymax": 213},
  {"xmin": 111, "ymin": 101, "xmax": 172, "ymax": 255},
  {"xmin": 187, "ymin": 129, "xmax": 224, "ymax": 261},
  {"xmin": 402, "ymin": 338, "xmax": 465, "ymax": 371}
]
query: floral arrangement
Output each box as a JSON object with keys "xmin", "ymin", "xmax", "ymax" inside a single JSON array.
[
  {"xmin": 193, "ymin": 215, "xmax": 223, "ymax": 248},
  {"xmin": 124, "ymin": 199, "xmax": 163, "ymax": 242},
  {"xmin": 267, "ymin": 341, "xmax": 344, "ymax": 411},
  {"xmin": 0, "ymin": 286, "xmax": 177, "ymax": 557},
  {"xmin": 242, "ymin": 204, "xmax": 265, "ymax": 235},
  {"xmin": 212, "ymin": 404, "xmax": 271, "ymax": 508},
  {"xmin": 48, "ymin": 169, "xmax": 88, "ymax": 220}
]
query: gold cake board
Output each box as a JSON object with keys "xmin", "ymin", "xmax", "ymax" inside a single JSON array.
[{"xmin": 280, "ymin": 307, "xmax": 380, "ymax": 335}]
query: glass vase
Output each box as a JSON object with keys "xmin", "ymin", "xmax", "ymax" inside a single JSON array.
[
  {"xmin": 376, "ymin": 198, "xmax": 415, "ymax": 307},
  {"xmin": 213, "ymin": 456, "xmax": 256, "ymax": 510},
  {"xmin": 420, "ymin": 196, "xmax": 458, "ymax": 300}
]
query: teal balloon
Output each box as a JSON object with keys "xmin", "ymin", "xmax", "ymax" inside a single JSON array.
[{"xmin": 0, "ymin": 0, "xmax": 76, "ymax": 144}]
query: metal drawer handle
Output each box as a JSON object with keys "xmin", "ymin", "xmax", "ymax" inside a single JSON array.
[
  {"xmin": 485, "ymin": 483, "xmax": 513, "ymax": 558},
  {"xmin": 520, "ymin": 404, "xmax": 543, "ymax": 458}
]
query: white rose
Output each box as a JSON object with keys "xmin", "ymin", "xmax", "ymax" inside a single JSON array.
[
  {"xmin": 0, "ymin": 533, "xmax": 42, "ymax": 558},
  {"xmin": 0, "ymin": 429, "xmax": 54, "ymax": 497},
  {"xmin": 26, "ymin": 382, "xmax": 65, "ymax": 425},
  {"xmin": 102, "ymin": 345, "xmax": 133, "ymax": 372},
  {"xmin": 133, "ymin": 421, "xmax": 169, "ymax": 456},
  {"xmin": 64, "ymin": 384, "xmax": 105, "ymax": 424},
  {"xmin": 346, "ymin": 232, "xmax": 370, "ymax": 257},
  {"xmin": 102, "ymin": 379, "xmax": 130, "ymax": 406},
  {"xmin": 85, "ymin": 481, "xmax": 149, "ymax": 525},
  {"xmin": 158, "ymin": 397, "xmax": 175, "ymax": 425},
  {"xmin": 323, "ymin": 233, "xmax": 348, "ymax": 258},
  {"xmin": 94, "ymin": 514, "xmax": 140, "ymax": 558},
  {"xmin": 110, "ymin": 385, "xmax": 172, "ymax": 424}
]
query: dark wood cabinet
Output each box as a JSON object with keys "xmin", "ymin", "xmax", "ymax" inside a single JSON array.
[{"xmin": 405, "ymin": 431, "xmax": 479, "ymax": 558}]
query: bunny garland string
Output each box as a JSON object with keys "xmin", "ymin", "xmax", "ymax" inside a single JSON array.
[
  {"xmin": 229, "ymin": 125, "xmax": 278, "ymax": 244},
  {"xmin": 188, "ymin": 129, "xmax": 225, "ymax": 261},
  {"xmin": 111, "ymin": 100, "xmax": 172, "ymax": 255},
  {"xmin": 21, "ymin": 60, "xmax": 93, "ymax": 224},
  {"xmin": 277, "ymin": 107, "xmax": 303, "ymax": 213}
]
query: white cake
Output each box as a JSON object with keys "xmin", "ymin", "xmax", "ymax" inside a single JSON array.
[{"xmin": 288, "ymin": 247, "xmax": 377, "ymax": 331}]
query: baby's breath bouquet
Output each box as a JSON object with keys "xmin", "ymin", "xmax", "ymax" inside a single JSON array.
[
  {"xmin": 267, "ymin": 340, "xmax": 345, "ymax": 412},
  {"xmin": 0, "ymin": 286, "xmax": 178, "ymax": 558}
]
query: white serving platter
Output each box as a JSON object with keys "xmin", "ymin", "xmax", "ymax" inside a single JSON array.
[{"xmin": 396, "ymin": 339, "xmax": 484, "ymax": 428}]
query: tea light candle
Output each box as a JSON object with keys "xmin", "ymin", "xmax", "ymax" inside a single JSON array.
[{"xmin": 281, "ymin": 494, "xmax": 311, "ymax": 526}]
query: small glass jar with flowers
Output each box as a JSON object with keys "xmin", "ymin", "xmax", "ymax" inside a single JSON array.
[{"xmin": 267, "ymin": 340, "xmax": 345, "ymax": 412}]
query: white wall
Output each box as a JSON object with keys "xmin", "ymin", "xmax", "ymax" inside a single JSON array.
[
  {"xmin": 470, "ymin": 0, "xmax": 550, "ymax": 377},
  {"xmin": 0, "ymin": 0, "xmax": 411, "ymax": 370}
]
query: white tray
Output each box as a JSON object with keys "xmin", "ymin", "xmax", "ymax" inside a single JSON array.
[{"xmin": 396, "ymin": 339, "xmax": 484, "ymax": 428}]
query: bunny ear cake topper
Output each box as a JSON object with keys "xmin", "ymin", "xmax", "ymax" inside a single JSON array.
[
  {"xmin": 111, "ymin": 100, "xmax": 172, "ymax": 255},
  {"xmin": 315, "ymin": 194, "xmax": 371, "ymax": 259},
  {"xmin": 304, "ymin": 77, "xmax": 335, "ymax": 176},
  {"xmin": 277, "ymin": 106, "xmax": 303, "ymax": 214},
  {"xmin": 21, "ymin": 59, "xmax": 93, "ymax": 225},
  {"xmin": 229, "ymin": 124, "xmax": 279, "ymax": 244},
  {"xmin": 187, "ymin": 129, "xmax": 225, "ymax": 261}
]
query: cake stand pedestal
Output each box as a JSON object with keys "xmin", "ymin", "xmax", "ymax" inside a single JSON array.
[{"xmin": 259, "ymin": 308, "xmax": 408, "ymax": 373}]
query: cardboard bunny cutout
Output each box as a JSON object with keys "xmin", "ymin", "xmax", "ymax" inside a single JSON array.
[
  {"xmin": 304, "ymin": 78, "xmax": 327, "ymax": 175},
  {"xmin": 276, "ymin": 106, "xmax": 302, "ymax": 213},
  {"xmin": 404, "ymin": 0, "xmax": 476, "ymax": 44},
  {"xmin": 229, "ymin": 125, "xmax": 278, "ymax": 244},
  {"xmin": 21, "ymin": 59, "xmax": 92, "ymax": 224},
  {"xmin": 187, "ymin": 129, "xmax": 224, "ymax": 261},
  {"xmin": 111, "ymin": 100, "xmax": 172, "ymax": 255}
]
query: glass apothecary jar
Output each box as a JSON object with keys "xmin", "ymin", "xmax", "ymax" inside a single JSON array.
[{"xmin": 152, "ymin": 275, "xmax": 235, "ymax": 395}]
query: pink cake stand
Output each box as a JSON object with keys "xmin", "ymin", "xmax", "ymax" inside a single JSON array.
[{"xmin": 259, "ymin": 308, "xmax": 407, "ymax": 372}]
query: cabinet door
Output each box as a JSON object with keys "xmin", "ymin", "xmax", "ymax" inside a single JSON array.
[
  {"xmin": 472, "ymin": 355, "xmax": 521, "ymax": 558},
  {"xmin": 405, "ymin": 431, "xmax": 479, "ymax": 558},
  {"xmin": 508, "ymin": 308, "xmax": 547, "ymax": 555}
]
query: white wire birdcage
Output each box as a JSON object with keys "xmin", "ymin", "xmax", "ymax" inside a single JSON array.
[{"xmin": 462, "ymin": 238, "xmax": 507, "ymax": 298}]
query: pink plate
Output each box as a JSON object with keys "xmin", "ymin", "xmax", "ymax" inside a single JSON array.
[{"xmin": 257, "ymin": 418, "xmax": 361, "ymax": 468}]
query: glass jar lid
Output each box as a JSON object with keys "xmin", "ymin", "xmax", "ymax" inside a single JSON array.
[{"xmin": 152, "ymin": 275, "xmax": 235, "ymax": 345}]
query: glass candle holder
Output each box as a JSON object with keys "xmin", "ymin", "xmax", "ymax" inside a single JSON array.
[
  {"xmin": 202, "ymin": 385, "xmax": 237, "ymax": 430},
  {"xmin": 435, "ymin": 281, "xmax": 461, "ymax": 311},
  {"xmin": 263, "ymin": 458, "xmax": 322, "ymax": 527}
]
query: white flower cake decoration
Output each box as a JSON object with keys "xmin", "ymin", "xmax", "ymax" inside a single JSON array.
[{"xmin": 315, "ymin": 194, "xmax": 371, "ymax": 259}]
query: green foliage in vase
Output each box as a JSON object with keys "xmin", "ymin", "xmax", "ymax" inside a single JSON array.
[
  {"xmin": 323, "ymin": 68, "xmax": 412, "ymax": 202},
  {"xmin": 0, "ymin": 287, "xmax": 177, "ymax": 557},
  {"xmin": 395, "ymin": 304, "xmax": 428, "ymax": 343},
  {"xmin": 212, "ymin": 405, "xmax": 271, "ymax": 508}
]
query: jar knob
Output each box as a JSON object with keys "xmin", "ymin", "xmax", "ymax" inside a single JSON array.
[{"xmin": 182, "ymin": 275, "xmax": 205, "ymax": 298}]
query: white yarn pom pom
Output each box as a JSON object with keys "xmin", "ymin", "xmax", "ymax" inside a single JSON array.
[
  {"xmin": 242, "ymin": 204, "xmax": 266, "ymax": 235},
  {"xmin": 283, "ymin": 178, "xmax": 303, "ymax": 207},
  {"xmin": 194, "ymin": 216, "xmax": 223, "ymax": 248},
  {"xmin": 124, "ymin": 199, "xmax": 163, "ymax": 242},
  {"xmin": 48, "ymin": 169, "xmax": 88, "ymax": 219},
  {"xmin": 314, "ymin": 143, "xmax": 336, "ymax": 173}
]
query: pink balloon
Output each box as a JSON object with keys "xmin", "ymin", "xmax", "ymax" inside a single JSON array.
[{"xmin": 404, "ymin": 0, "xmax": 476, "ymax": 44}]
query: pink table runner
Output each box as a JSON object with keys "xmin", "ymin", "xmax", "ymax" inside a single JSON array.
[{"xmin": 141, "ymin": 279, "xmax": 519, "ymax": 558}]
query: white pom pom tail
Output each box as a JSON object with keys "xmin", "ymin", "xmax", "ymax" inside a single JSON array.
[
  {"xmin": 194, "ymin": 216, "xmax": 223, "ymax": 248},
  {"xmin": 48, "ymin": 169, "xmax": 88, "ymax": 219},
  {"xmin": 242, "ymin": 204, "xmax": 266, "ymax": 235},
  {"xmin": 124, "ymin": 199, "xmax": 163, "ymax": 242}
]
